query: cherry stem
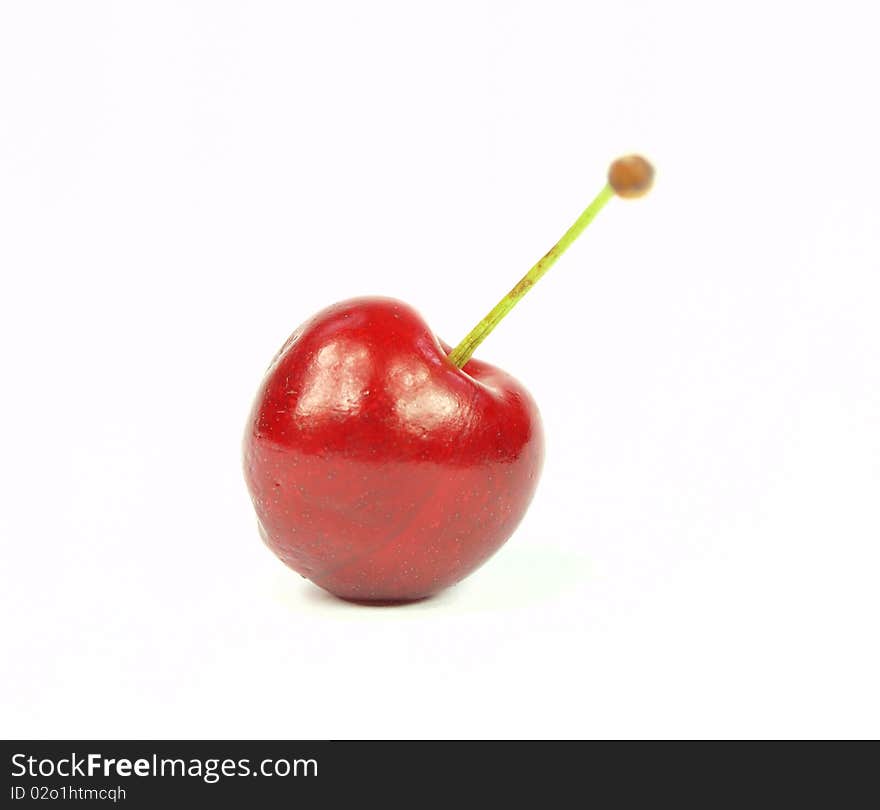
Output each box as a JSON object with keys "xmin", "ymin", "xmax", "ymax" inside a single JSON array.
[{"xmin": 447, "ymin": 182, "xmax": 616, "ymax": 368}]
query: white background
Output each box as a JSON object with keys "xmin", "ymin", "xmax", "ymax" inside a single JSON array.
[{"xmin": 1, "ymin": 1, "xmax": 878, "ymax": 740}]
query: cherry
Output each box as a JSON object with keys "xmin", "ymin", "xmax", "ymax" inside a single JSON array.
[{"xmin": 243, "ymin": 156, "xmax": 654, "ymax": 601}]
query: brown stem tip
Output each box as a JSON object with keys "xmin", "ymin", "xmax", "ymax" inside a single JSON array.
[{"xmin": 608, "ymin": 155, "xmax": 655, "ymax": 199}]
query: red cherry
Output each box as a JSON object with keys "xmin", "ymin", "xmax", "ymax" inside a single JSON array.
[
  {"xmin": 243, "ymin": 298, "xmax": 543, "ymax": 602},
  {"xmin": 243, "ymin": 156, "xmax": 651, "ymax": 602}
]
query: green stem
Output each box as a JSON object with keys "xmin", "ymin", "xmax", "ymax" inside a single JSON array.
[{"xmin": 448, "ymin": 182, "xmax": 616, "ymax": 368}]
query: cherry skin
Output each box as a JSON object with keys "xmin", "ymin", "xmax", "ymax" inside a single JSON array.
[{"xmin": 243, "ymin": 297, "xmax": 544, "ymax": 602}]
